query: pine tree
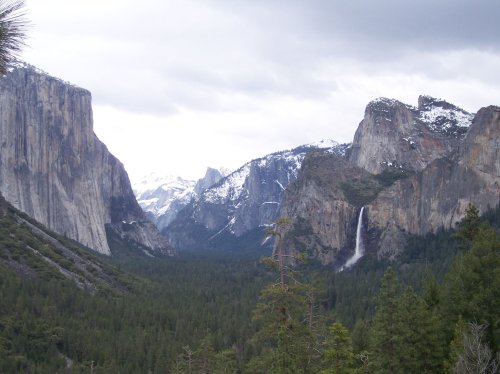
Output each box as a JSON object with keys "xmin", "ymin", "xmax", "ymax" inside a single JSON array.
[
  {"xmin": 247, "ymin": 218, "xmax": 316, "ymax": 373},
  {"xmin": 398, "ymin": 287, "xmax": 443, "ymax": 373},
  {"xmin": 444, "ymin": 317, "xmax": 467, "ymax": 374},
  {"xmin": 0, "ymin": 0, "xmax": 28, "ymax": 73},
  {"xmin": 321, "ymin": 322, "xmax": 354, "ymax": 374},
  {"xmin": 369, "ymin": 267, "xmax": 404, "ymax": 373},
  {"xmin": 453, "ymin": 203, "xmax": 481, "ymax": 248},
  {"xmin": 442, "ymin": 222, "xmax": 500, "ymax": 352}
]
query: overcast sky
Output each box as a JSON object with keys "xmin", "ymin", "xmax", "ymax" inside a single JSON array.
[{"xmin": 20, "ymin": 0, "xmax": 500, "ymax": 181}]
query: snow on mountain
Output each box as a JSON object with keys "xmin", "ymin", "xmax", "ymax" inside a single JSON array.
[
  {"xmin": 204, "ymin": 140, "xmax": 347, "ymax": 207},
  {"xmin": 133, "ymin": 173, "xmax": 196, "ymax": 217},
  {"xmin": 417, "ymin": 95, "xmax": 474, "ymax": 134},
  {"xmin": 163, "ymin": 140, "xmax": 350, "ymax": 250},
  {"xmin": 132, "ymin": 168, "xmax": 228, "ymax": 230}
]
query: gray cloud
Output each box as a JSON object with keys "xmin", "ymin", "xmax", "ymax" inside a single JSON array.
[{"xmin": 24, "ymin": 0, "xmax": 500, "ymax": 116}]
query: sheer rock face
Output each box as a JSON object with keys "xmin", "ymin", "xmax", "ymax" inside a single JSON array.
[
  {"xmin": 368, "ymin": 105, "xmax": 500, "ymax": 253},
  {"xmin": 0, "ymin": 65, "xmax": 173, "ymax": 256},
  {"xmin": 348, "ymin": 96, "xmax": 471, "ymax": 174},
  {"xmin": 278, "ymin": 98, "xmax": 499, "ymax": 265},
  {"xmin": 278, "ymin": 153, "xmax": 363, "ymax": 265}
]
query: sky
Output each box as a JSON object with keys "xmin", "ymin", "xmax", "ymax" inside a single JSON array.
[{"xmin": 20, "ymin": 0, "xmax": 500, "ymax": 181}]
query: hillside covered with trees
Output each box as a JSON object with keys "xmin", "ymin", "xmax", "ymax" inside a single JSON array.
[{"xmin": 1, "ymin": 200, "xmax": 499, "ymax": 372}]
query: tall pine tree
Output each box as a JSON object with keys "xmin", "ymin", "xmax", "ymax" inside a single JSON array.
[{"xmin": 369, "ymin": 267, "xmax": 404, "ymax": 373}]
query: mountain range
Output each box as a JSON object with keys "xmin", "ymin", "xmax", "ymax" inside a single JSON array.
[
  {"xmin": 162, "ymin": 140, "xmax": 349, "ymax": 251},
  {"xmin": 0, "ymin": 63, "xmax": 498, "ymax": 268}
]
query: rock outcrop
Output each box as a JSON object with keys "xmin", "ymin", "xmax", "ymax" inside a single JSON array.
[
  {"xmin": 194, "ymin": 167, "xmax": 225, "ymax": 195},
  {"xmin": 0, "ymin": 64, "xmax": 173, "ymax": 256},
  {"xmin": 277, "ymin": 153, "xmax": 367, "ymax": 264},
  {"xmin": 348, "ymin": 96, "xmax": 472, "ymax": 174},
  {"xmin": 368, "ymin": 105, "xmax": 500, "ymax": 258},
  {"xmin": 278, "ymin": 97, "xmax": 499, "ymax": 265}
]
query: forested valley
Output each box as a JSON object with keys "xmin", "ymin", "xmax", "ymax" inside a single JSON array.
[{"xmin": 0, "ymin": 201, "xmax": 498, "ymax": 373}]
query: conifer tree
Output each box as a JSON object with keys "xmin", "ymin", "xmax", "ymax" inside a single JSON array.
[
  {"xmin": 369, "ymin": 267, "xmax": 404, "ymax": 373},
  {"xmin": 442, "ymin": 222, "xmax": 500, "ymax": 352},
  {"xmin": 247, "ymin": 218, "xmax": 317, "ymax": 373},
  {"xmin": 453, "ymin": 203, "xmax": 481, "ymax": 248},
  {"xmin": 321, "ymin": 322, "xmax": 354, "ymax": 374},
  {"xmin": 398, "ymin": 287, "xmax": 443, "ymax": 373},
  {"xmin": 0, "ymin": 0, "xmax": 28, "ymax": 73},
  {"xmin": 444, "ymin": 317, "xmax": 467, "ymax": 374}
]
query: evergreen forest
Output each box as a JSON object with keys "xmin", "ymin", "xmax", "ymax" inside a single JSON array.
[{"xmin": 0, "ymin": 200, "xmax": 499, "ymax": 373}]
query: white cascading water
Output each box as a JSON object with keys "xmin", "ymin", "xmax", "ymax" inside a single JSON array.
[{"xmin": 343, "ymin": 206, "xmax": 365, "ymax": 269}]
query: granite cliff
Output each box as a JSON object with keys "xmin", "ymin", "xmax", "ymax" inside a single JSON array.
[
  {"xmin": 163, "ymin": 141, "xmax": 349, "ymax": 251},
  {"xmin": 278, "ymin": 97, "xmax": 499, "ymax": 266},
  {"xmin": 0, "ymin": 64, "xmax": 173, "ymax": 256}
]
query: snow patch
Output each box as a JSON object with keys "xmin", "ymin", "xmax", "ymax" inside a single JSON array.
[{"xmin": 419, "ymin": 105, "xmax": 473, "ymax": 132}]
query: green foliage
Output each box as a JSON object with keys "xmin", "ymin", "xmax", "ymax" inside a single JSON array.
[
  {"xmin": 444, "ymin": 317, "xmax": 467, "ymax": 373},
  {"xmin": 0, "ymin": 0, "xmax": 28, "ymax": 73},
  {"xmin": 441, "ymin": 222, "xmax": 500, "ymax": 352},
  {"xmin": 321, "ymin": 322, "xmax": 354, "ymax": 374},
  {"xmin": 369, "ymin": 267, "xmax": 403, "ymax": 373},
  {"xmin": 369, "ymin": 268, "xmax": 443, "ymax": 373},
  {"xmin": 1, "ymin": 197, "xmax": 499, "ymax": 372},
  {"xmin": 374, "ymin": 167, "xmax": 411, "ymax": 187},
  {"xmin": 453, "ymin": 203, "xmax": 481, "ymax": 248},
  {"xmin": 247, "ymin": 218, "xmax": 320, "ymax": 373},
  {"xmin": 339, "ymin": 178, "xmax": 382, "ymax": 207},
  {"xmin": 170, "ymin": 334, "xmax": 238, "ymax": 374}
]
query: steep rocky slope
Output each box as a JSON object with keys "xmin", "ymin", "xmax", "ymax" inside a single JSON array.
[
  {"xmin": 0, "ymin": 191, "xmax": 136, "ymax": 291},
  {"xmin": 164, "ymin": 141, "xmax": 349, "ymax": 250},
  {"xmin": 0, "ymin": 64, "xmax": 173, "ymax": 256},
  {"xmin": 278, "ymin": 97, "xmax": 499, "ymax": 266}
]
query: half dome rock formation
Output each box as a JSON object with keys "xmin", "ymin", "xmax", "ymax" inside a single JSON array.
[{"xmin": 0, "ymin": 63, "xmax": 173, "ymax": 256}]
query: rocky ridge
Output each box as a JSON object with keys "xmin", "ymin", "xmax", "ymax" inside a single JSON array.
[
  {"xmin": 278, "ymin": 96, "xmax": 499, "ymax": 266},
  {"xmin": 163, "ymin": 141, "xmax": 349, "ymax": 250},
  {"xmin": 0, "ymin": 64, "xmax": 173, "ymax": 256}
]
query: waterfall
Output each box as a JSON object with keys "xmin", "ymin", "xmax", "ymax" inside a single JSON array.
[{"xmin": 343, "ymin": 206, "xmax": 365, "ymax": 269}]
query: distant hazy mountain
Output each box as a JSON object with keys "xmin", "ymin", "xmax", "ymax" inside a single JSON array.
[{"xmin": 133, "ymin": 168, "xmax": 228, "ymax": 231}]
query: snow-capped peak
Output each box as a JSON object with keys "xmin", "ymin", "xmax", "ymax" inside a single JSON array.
[{"xmin": 132, "ymin": 172, "xmax": 194, "ymax": 198}]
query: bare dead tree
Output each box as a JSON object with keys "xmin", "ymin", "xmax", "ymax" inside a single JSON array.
[{"xmin": 453, "ymin": 322, "xmax": 499, "ymax": 374}]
